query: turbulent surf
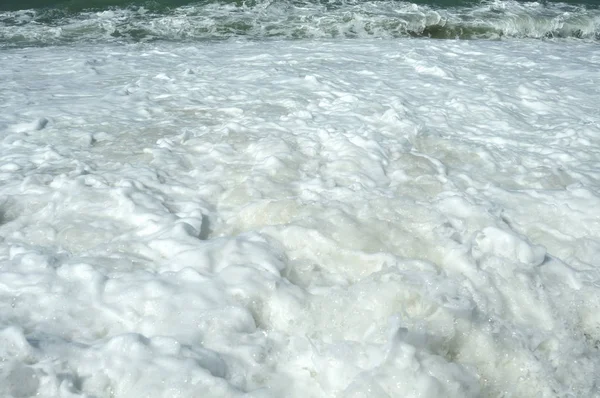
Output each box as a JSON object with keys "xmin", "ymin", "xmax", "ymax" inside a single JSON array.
[
  {"xmin": 1, "ymin": 0, "xmax": 600, "ymax": 46},
  {"xmin": 1, "ymin": 0, "xmax": 600, "ymax": 397}
]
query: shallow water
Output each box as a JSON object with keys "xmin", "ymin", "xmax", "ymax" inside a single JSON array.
[{"xmin": 1, "ymin": 38, "xmax": 600, "ymax": 397}]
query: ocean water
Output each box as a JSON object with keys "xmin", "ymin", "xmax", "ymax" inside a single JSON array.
[
  {"xmin": 1, "ymin": 0, "xmax": 600, "ymax": 397},
  {"xmin": 1, "ymin": 0, "xmax": 600, "ymax": 45}
]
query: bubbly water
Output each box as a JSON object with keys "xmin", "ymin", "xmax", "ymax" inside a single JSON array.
[
  {"xmin": 1, "ymin": 0, "xmax": 600, "ymax": 397},
  {"xmin": 1, "ymin": 0, "xmax": 600, "ymax": 46}
]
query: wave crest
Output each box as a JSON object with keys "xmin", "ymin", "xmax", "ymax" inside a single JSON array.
[{"xmin": 1, "ymin": 0, "xmax": 599, "ymax": 46}]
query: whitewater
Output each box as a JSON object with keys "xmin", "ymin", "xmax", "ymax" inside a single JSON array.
[{"xmin": 1, "ymin": 30, "xmax": 600, "ymax": 398}]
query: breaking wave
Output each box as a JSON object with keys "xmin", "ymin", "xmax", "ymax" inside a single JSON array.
[{"xmin": 1, "ymin": 0, "xmax": 599, "ymax": 47}]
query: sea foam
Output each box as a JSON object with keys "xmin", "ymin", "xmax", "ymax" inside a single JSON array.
[{"xmin": 0, "ymin": 38, "xmax": 599, "ymax": 397}]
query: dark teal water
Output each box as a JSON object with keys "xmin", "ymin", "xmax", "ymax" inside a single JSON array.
[
  {"xmin": 1, "ymin": 0, "xmax": 599, "ymax": 46},
  {"xmin": 2, "ymin": 0, "xmax": 599, "ymax": 12},
  {"xmin": 0, "ymin": 0, "xmax": 600, "ymax": 12}
]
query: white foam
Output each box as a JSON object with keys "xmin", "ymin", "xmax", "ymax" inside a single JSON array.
[{"xmin": 1, "ymin": 38, "xmax": 600, "ymax": 397}]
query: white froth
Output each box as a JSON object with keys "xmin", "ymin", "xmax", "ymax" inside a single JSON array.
[{"xmin": 1, "ymin": 39, "xmax": 600, "ymax": 397}]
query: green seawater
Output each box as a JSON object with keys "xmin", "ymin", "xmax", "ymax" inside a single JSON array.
[
  {"xmin": 0, "ymin": 0, "xmax": 600, "ymax": 12},
  {"xmin": 2, "ymin": 0, "xmax": 599, "ymax": 12},
  {"xmin": 1, "ymin": 0, "xmax": 599, "ymax": 47}
]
